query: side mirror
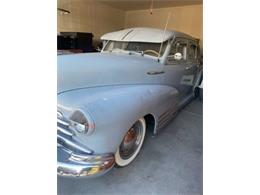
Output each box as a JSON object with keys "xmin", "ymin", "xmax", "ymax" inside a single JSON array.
[{"xmin": 173, "ymin": 52, "xmax": 182, "ymax": 60}]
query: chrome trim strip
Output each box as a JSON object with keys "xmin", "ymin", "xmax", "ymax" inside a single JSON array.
[
  {"xmin": 70, "ymin": 152, "xmax": 114, "ymax": 163},
  {"xmin": 57, "ymin": 111, "xmax": 63, "ymax": 119},
  {"xmin": 57, "ymin": 143, "xmax": 72, "ymax": 155},
  {"xmin": 57, "ymin": 118, "xmax": 70, "ymax": 126},
  {"xmin": 57, "ymin": 134, "xmax": 93, "ymax": 154},
  {"xmin": 147, "ymin": 70, "xmax": 165, "ymax": 75},
  {"xmin": 157, "ymin": 106, "xmax": 178, "ymax": 129},
  {"xmin": 57, "ymin": 126, "xmax": 74, "ymax": 136},
  {"xmin": 121, "ymin": 29, "xmax": 134, "ymax": 40}
]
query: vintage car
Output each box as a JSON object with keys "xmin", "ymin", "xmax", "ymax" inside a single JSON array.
[{"xmin": 57, "ymin": 27, "xmax": 202, "ymax": 177}]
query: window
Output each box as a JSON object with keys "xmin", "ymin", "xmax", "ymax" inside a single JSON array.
[
  {"xmin": 167, "ymin": 39, "xmax": 188, "ymax": 64},
  {"xmin": 188, "ymin": 42, "xmax": 198, "ymax": 62}
]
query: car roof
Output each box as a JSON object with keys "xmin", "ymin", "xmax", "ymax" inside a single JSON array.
[{"xmin": 101, "ymin": 27, "xmax": 197, "ymax": 43}]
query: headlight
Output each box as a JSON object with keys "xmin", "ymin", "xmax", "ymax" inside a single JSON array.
[{"xmin": 69, "ymin": 110, "xmax": 95, "ymax": 135}]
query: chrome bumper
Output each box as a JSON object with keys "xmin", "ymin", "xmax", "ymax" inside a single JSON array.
[
  {"xmin": 57, "ymin": 144, "xmax": 115, "ymax": 177},
  {"xmin": 57, "ymin": 117, "xmax": 115, "ymax": 177}
]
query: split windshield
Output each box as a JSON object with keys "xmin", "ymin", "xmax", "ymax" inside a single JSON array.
[{"xmin": 103, "ymin": 41, "xmax": 167, "ymax": 57}]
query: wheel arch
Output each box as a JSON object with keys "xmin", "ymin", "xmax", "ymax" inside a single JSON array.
[{"xmin": 143, "ymin": 113, "xmax": 156, "ymax": 135}]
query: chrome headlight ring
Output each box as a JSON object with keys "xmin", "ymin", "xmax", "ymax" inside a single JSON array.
[
  {"xmin": 69, "ymin": 110, "xmax": 95, "ymax": 135},
  {"xmin": 58, "ymin": 108, "xmax": 95, "ymax": 135}
]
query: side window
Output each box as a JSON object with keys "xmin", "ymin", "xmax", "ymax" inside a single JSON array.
[
  {"xmin": 167, "ymin": 39, "xmax": 188, "ymax": 64},
  {"xmin": 188, "ymin": 41, "xmax": 198, "ymax": 63}
]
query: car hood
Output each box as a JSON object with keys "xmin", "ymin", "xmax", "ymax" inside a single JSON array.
[{"xmin": 58, "ymin": 52, "xmax": 163, "ymax": 94}]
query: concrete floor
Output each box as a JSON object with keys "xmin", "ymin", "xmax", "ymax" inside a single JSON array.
[{"xmin": 58, "ymin": 99, "xmax": 203, "ymax": 195}]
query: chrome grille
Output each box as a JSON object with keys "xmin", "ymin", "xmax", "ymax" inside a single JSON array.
[
  {"xmin": 57, "ymin": 120, "xmax": 74, "ymax": 136},
  {"xmin": 57, "ymin": 113, "xmax": 93, "ymax": 155}
]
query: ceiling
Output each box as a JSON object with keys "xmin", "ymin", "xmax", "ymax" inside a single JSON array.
[{"xmin": 97, "ymin": 0, "xmax": 202, "ymax": 11}]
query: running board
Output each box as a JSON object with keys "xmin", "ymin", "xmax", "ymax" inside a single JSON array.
[{"xmin": 177, "ymin": 93, "xmax": 194, "ymax": 110}]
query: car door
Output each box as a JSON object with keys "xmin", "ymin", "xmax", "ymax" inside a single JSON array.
[{"xmin": 163, "ymin": 38, "xmax": 198, "ymax": 99}]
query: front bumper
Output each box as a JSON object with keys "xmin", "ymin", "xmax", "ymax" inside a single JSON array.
[{"xmin": 57, "ymin": 144, "xmax": 115, "ymax": 177}]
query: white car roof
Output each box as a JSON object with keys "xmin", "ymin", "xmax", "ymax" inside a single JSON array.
[{"xmin": 101, "ymin": 27, "xmax": 195, "ymax": 43}]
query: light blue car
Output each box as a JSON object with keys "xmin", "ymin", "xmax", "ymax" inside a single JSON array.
[{"xmin": 57, "ymin": 27, "xmax": 202, "ymax": 177}]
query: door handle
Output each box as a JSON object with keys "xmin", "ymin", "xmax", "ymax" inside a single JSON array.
[
  {"xmin": 185, "ymin": 66, "xmax": 192, "ymax": 70},
  {"xmin": 147, "ymin": 70, "xmax": 165, "ymax": 75}
]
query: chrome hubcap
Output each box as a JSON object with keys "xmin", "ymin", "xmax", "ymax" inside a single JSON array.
[{"xmin": 119, "ymin": 121, "xmax": 143, "ymax": 160}]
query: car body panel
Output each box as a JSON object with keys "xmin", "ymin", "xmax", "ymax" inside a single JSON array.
[
  {"xmin": 57, "ymin": 27, "xmax": 201, "ymax": 177},
  {"xmin": 58, "ymin": 52, "xmax": 164, "ymax": 94}
]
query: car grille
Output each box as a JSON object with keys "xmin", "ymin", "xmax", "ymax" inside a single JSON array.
[
  {"xmin": 57, "ymin": 118, "xmax": 74, "ymax": 136},
  {"xmin": 57, "ymin": 115, "xmax": 93, "ymax": 155}
]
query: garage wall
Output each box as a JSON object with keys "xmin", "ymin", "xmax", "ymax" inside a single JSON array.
[
  {"xmin": 57, "ymin": 0, "xmax": 125, "ymax": 43},
  {"xmin": 57, "ymin": 2, "xmax": 203, "ymax": 48},
  {"xmin": 125, "ymin": 5, "xmax": 203, "ymax": 44}
]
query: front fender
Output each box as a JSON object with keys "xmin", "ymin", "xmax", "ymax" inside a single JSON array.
[{"xmin": 58, "ymin": 85, "xmax": 178, "ymax": 153}]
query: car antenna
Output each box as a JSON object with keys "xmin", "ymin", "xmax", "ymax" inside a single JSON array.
[
  {"xmin": 149, "ymin": 0, "xmax": 154, "ymax": 15},
  {"xmin": 158, "ymin": 12, "xmax": 172, "ymax": 62}
]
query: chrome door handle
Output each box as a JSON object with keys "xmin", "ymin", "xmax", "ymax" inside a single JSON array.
[
  {"xmin": 185, "ymin": 66, "xmax": 192, "ymax": 70},
  {"xmin": 147, "ymin": 71, "xmax": 165, "ymax": 75}
]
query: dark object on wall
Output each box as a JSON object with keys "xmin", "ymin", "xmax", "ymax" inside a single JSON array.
[
  {"xmin": 57, "ymin": 8, "xmax": 70, "ymax": 15},
  {"xmin": 57, "ymin": 32, "xmax": 94, "ymax": 52}
]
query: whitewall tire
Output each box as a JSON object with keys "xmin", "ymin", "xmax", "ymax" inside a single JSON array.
[{"xmin": 115, "ymin": 117, "xmax": 146, "ymax": 167}]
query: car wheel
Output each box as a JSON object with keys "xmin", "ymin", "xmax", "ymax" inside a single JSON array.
[
  {"xmin": 115, "ymin": 117, "xmax": 146, "ymax": 167},
  {"xmin": 199, "ymin": 88, "xmax": 203, "ymax": 101},
  {"xmin": 193, "ymin": 87, "xmax": 200, "ymax": 98}
]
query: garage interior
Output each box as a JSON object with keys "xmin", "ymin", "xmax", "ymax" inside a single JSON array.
[
  {"xmin": 57, "ymin": 0, "xmax": 203, "ymax": 194},
  {"xmin": 58, "ymin": 0, "xmax": 202, "ymax": 51}
]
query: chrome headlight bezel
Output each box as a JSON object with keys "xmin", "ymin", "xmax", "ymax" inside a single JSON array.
[
  {"xmin": 57, "ymin": 109, "xmax": 95, "ymax": 135},
  {"xmin": 69, "ymin": 110, "xmax": 95, "ymax": 135}
]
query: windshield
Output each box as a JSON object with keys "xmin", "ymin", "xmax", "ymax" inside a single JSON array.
[{"xmin": 103, "ymin": 41, "xmax": 167, "ymax": 57}]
